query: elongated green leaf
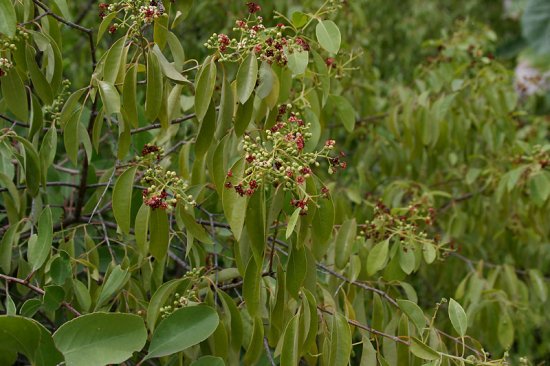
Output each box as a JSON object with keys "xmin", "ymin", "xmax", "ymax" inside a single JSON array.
[
  {"xmin": 236, "ymin": 52, "xmax": 258, "ymax": 104},
  {"xmin": 112, "ymin": 166, "xmax": 137, "ymax": 235},
  {"xmin": 522, "ymin": 0, "xmax": 550, "ymax": 54},
  {"xmin": 367, "ymin": 238, "xmax": 389, "ymax": 276},
  {"xmin": 334, "ymin": 218, "xmax": 357, "ymax": 269},
  {"xmin": 63, "ymin": 110, "xmax": 80, "ymax": 165},
  {"xmin": 14, "ymin": 136, "xmax": 42, "ymax": 196},
  {"xmin": 410, "ymin": 337, "xmax": 440, "ymax": 361},
  {"xmin": 195, "ymin": 57, "xmax": 217, "ymax": 122},
  {"xmin": 145, "ymin": 51, "xmax": 163, "ymax": 121},
  {"xmin": 397, "ymin": 299, "xmax": 426, "ymax": 334},
  {"xmin": 178, "ymin": 206, "xmax": 213, "ymax": 245},
  {"xmin": 286, "ymin": 208, "xmax": 301, "ymax": 239},
  {"xmin": 53, "ymin": 313, "xmax": 147, "ymax": 366},
  {"xmin": 28, "ymin": 206, "xmax": 53, "ymax": 271},
  {"xmin": 152, "ymin": 45, "xmax": 187, "ymax": 82},
  {"xmin": 26, "ymin": 46, "xmax": 54, "ymax": 105},
  {"xmin": 286, "ymin": 244, "xmax": 307, "ymax": 299},
  {"xmin": 98, "ymin": 81, "xmax": 120, "ymax": 115},
  {"xmin": 122, "ymin": 64, "xmax": 138, "ymax": 127},
  {"xmin": 0, "ymin": 0, "xmax": 16, "ymax": 37},
  {"xmin": 243, "ymin": 256, "xmax": 261, "ymax": 318},
  {"xmin": 147, "ymin": 278, "xmax": 190, "ymax": 331},
  {"xmin": 280, "ymin": 314, "xmax": 300, "ymax": 366},
  {"xmin": 448, "ymin": 298, "xmax": 468, "ymax": 337},
  {"xmin": 59, "ymin": 88, "xmax": 86, "ymax": 127},
  {"xmin": 95, "ymin": 265, "xmax": 130, "ymax": 309},
  {"xmin": 529, "ymin": 269, "xmax": 548, "ymax": 302},
  {"xmin": 331, "ymin": 95, "xmax": 355, "ymax": 132},
  {"xmin": 1, "ymin": 69, "xmax": 28, "ymax": 121},
  {"xmin": 103, "ymin": 36, "xmax": 126, "ymax": 84},
  {"xmin": 195, "ymin": 101, "xmax": 216, "ymax": 158},
  {"xmin": 316, "ymin": 20, "xmax": 341, "ymax": 54},
  {"xmin": 327, "ymin": 313, "xmax": 352, "ymax": 366},
  {"xmin": 222, "ymin": 159, "xmax": 248, "ymax": 240},
  {"xmin": 149, "ymin": 208, "xmax": 169, "ymax": 259},
  {"xmin": 145, "ymin": 306, "xmax": 219, "ymax": 360}
]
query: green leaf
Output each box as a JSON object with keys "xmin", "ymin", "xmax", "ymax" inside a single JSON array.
[
  {"xmin": 28, "ymin": 206, "xmax": 53, "ymax": 271},
  {"xmin": 291, "ymin": 11, "xmax": 309, "ymax": 28},
  {"xmin": 284, "ymin": 47, "xmax": 309, "ymax": 75},
  {"xmin": 43, "ymin": 285, "xmax": 65, "ymax": 312},
  {"xmin": 286, "ymin": 208, "xmax": 301, "ymax": 239},
  {"xmin": 95, "ymin": 265, "xmax": 130, "ymax": 310},
  {"xmin": 195, "ymin": 101, "xmax": 216, "ymax": 158},
  {"xmin": 153, "ymin": 14, "xmax": 169, "ymax": 49},
  {"xmin": 331, "ymin": 95, "xmax": 356, "ymax": 132},
  {"xmin": 0, "ymin": 0, "xmax": 16, "ymax": 37},
  {"xmin": 448, "ymin": 298, "xmax": 468, "ymax": 337},
  {"xmin": 152, "ymin": 45, "xmax": 187, "ymax": 82},
  {"xmin": 98, "ymin": 81, "xmax": 121, "ymax": 115},
  {"xmin": 122, "ymin": 64, "xmax": 138, "ymax": 127},
  {"xmin": 53, "ymin": 313, "xmax": 147, "ymax": 366},
  {"xmin": 0, "ymin": 315, "xmax": 64, "ymax": 366},
  {"xmin": 410, "ymin": 337, "xmax": 440, "ymax": 361},
  {"xmin": 327, "ymin": 313, "xmax": 352, "ymax": 366},
  {"xmin": 367, "ymin": 238, "xmax": 389, "ymax": 276},
  {"xmin": 146, "ymin": 278, "xmax": 190, "ymax": 331},
  {"xmin": 316, "ymin": 20, "xmax": 341, "ymax": 54},
  {"xmin": 149, "ymin": 208, "xmax": 170, "ymax": 259},
  {"xmin": 191, "ymin": 356, "xmax": 225, "ymax": 366},
  {"xmin": 26, "ymin": 46, "xmax": 54, "ymax": 105},
  {"xmin": 522, "ymin": 0, "xmax": 550, "ymax": 54},
  {"xmin": 236, "ymin": 52, "xmax": 258, "ymax": 104},
  {"xmin": 399, "ymin": 245, "xmax": 416, "ymax": 275},
  {"xmin": 103, "ymin": 36, "xmax": 127, "ymax": 84},
  {"xmin": 222, "ymin": 159, "xmax": 248, "ymax": 240},
  {"xmin": 179, "ymin": 206, "xmax": 213, "ymax": 245},
  {"xmin": 280, "ymin": 314, "xmax": 300, "ymax": 366},
  {"xmin": 195, "ymin": 56, "xmax": 217, "ymax": 122},
  {"xmin": 59, "ymin": 88, "xmax": 87, "ymax": 127},
  {"xmin": 14, "ymin": 136, "xmax": 42, "ymax": 196},
  {"xmin": 529, "ymin": 269, "xmax": 548, "ymax": 302},
  {"xmin": 397, "ymin": 299, "xmax": 426, "ymax": 333},
  {"xmin": 112, "ymin": 166, "xmax": 137, "ymax": 235},
  {"xmin": 145, "ymin": 306, "xmax": 219, "ymax": 360},
  {"xmin": 243, "ymin": 256, "xmax": 261, "ymax": 318},
  {"xmin": 20, "ymin": 299, "xmax": 42, "ymax": 318},
  {"xmin": 145, "ymin": 50, "xmax": 163, "ymax": 121},
  {"xmin": 1, "ymin": 68, "xmax": 28, "ymax": 121},
  {"xmin": 334, "ymin": 218, "xmax": 357, "ymax": 269},
  {"xmin": 286, "ymin": 245, "xmax": 307, "ymax": 299},
  {"xmin": 97, "ymin": 12, "xmax": 117, "ymax": 43},
  {"xmin": 497, "ymin": 310, "xmax": 514, "ymax": 349},
  {"xmin": 63, "ymin": 110, "xmax": 81, "ymax": 165}
]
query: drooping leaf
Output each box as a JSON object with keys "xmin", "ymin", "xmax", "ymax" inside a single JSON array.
[
  {"xmin": 236, "ymin": 52, "xmax": 258, "ymax": 104},
  {"xmin": 112, "ymin": 166, "xmax": 137, "ymax": 235}
]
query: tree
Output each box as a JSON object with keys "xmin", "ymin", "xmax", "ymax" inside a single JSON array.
[{"xmin": 0, "ymin": 0, "xmax": 548, "ymax": 365}]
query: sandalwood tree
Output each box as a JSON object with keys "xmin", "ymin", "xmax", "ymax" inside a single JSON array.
[{"xmin": 0, "ymin": 0, "xmax": 548, "ymax": 365}]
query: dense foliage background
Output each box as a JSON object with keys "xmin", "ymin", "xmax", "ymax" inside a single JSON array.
[{"xmin": 1, "ymin": 0, "xmax": 550, "ymax": 365}]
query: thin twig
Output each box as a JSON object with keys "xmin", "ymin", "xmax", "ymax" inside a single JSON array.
[
  {"xmin": 264, "ymin": 337, "xmax": 277, "ymax": 366},
  {"xmin": 0, "ymin": 273, "xmax": 81, "ymax": 317}
]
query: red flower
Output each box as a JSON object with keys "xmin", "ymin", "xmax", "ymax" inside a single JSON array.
[
  {"xmin": 296, "ymin": 176, "xmax": 305, "ymax": 184},
  {"xmin": 325, "ymin": 57, "xmax": 336, "ymax": 67},
  {"xmin": 246, "ymin": 2, "xmax": 261, "ymax": 13}
]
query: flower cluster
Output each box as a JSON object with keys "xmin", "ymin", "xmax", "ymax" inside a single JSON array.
[
  {"xmin": 137, "ymin": 144, "xmax": 196, "ymax": 211},
  {"xmin": 46, "ymin": 80, "xmax": 72, "ymax": 124},
  {"xmin": 360, "ymin": 200, "xmax": 446, "ymax": 257},
  {"xmin": 0, "ymin": 58, "xmax": 13, "ymax": 78},
  {"xmin": 159, "ymin": 268, "xmax": 202, "ymax": 318},
  {"xmin": 97, "ymin": 0, "xmax": 165, "ymax": 35},
  {"xmin": 204, "ymin": 3, "xmax": 308, "ymax": 64},
  {"xmin": 225, "ymin": 106, "xmax": 344, "ymax": 214}
]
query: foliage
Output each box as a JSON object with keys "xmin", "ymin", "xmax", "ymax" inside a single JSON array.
[{"xmin": 0, "ymin": 0, "xmax": 549, "ymax": 365}]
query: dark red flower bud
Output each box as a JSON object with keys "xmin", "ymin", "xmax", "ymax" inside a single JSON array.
[{"xmin": 246, "ymin": 2, "xmax": 261, "ymax": 13}]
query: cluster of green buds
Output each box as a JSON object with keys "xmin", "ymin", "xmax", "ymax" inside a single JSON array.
[
  {"xmin": 45, "ymin": 80, "xmax": 71, "ymax": 123},
  {"xmin": 0, "ymin": 57, "xmax": 13, "ymax": 78},
  {"xmin": 159, "ymin": 289, "xmax": 199, "ymax": 318},
  {"xmin": 360, "ymin": 200, "xmax": 448, "ymax": 257},
  {"xmin": 204, "ymin": 2, "xmax": 310, "ymax": 64},
  {"xmin": 159, "ymin": 267, "xmax": 202, "ymax": 318},
  {"xmin": 98, "ymin": 0, "xmax": 166, "ymax": 36},
  {"xmin": 225, "ymin": 106, "xmax": 344, "ymax": 214},
  {"xmin": 136, "ymin": 144, "xmax": 196, "ymax": 211}
]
